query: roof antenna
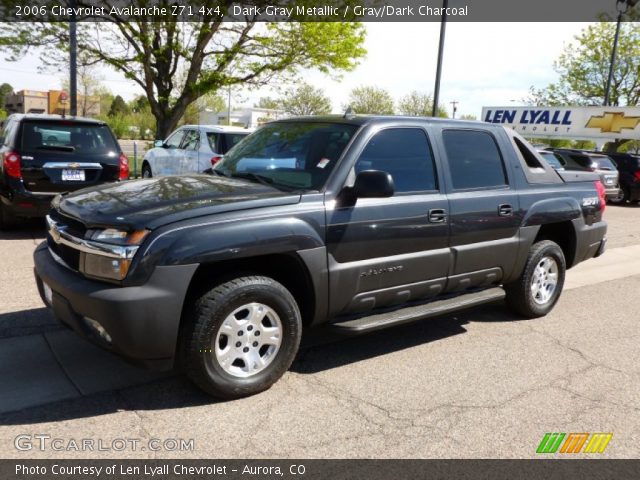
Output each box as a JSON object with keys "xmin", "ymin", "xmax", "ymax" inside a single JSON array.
[{"xmin": 343, "ymin": 105, "xmax": 354, "ymax": 119}]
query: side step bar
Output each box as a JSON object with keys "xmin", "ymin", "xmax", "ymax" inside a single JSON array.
[{"xmin": 330, "ymin": 287, "xmax": 505, "ymax": 334}]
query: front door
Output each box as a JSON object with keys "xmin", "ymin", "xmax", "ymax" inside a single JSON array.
[{"xmin": 326, "ymin": 127, "xmax": 450, "ymax": 317}]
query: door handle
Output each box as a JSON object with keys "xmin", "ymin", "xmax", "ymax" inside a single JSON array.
[
  {"xmin": 498, "ymin": 204, "xmax": 513, "ymax": 216},
  {"xmin": 428, "ymin": 208, "xmax": 447, "ymax": 223}
]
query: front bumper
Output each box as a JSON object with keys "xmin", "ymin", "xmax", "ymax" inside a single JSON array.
[{"xmin": 33, "ymin": 242, "xmax": 198, "ymax": 370}]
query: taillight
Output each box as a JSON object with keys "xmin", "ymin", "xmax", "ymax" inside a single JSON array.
[
  {"xmin": 211, "ymin": 156, "xmax": 222, "ymax": 166},
  {"xmin": 634, "ymin": 171, "xmax": 640, "ymax": 182},
  {"xmin": 2, "ymin": 151, "xmax": 22, "ymax": 179},
  {"xmin": 595, "ymin": 180, "xmax": 606, "ymax": 213},
  {"xmin": 119, "ymin": 154, "xmax": 129, "ymax": 180}
]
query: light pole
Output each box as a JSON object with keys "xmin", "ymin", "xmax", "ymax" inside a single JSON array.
[
  {"xmin": 604, "ymin": 0, "xmax": 638, "ymax": 106},
  {"xmin": 450, "ymin": 100, "xmax": 458, "ymax": 119},
  {"xmin": 69, "ymin": 0, "xmax": 77, "ymax": 116},
  {"xmin": 432, "ymin": 0, "xmax": 448, "ymax": 117}
]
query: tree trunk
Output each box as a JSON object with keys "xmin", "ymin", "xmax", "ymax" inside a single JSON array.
[{"xmin": 155, "ymin": 115, "xmax": 178, "ymax": 140}]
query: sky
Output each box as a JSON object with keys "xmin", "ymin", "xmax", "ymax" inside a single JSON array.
[{"xmin": 0, "ymin": 22, "xmax": 593, "ymax": 119}]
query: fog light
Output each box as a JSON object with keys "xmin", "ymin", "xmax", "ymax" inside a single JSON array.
[{"xmin": 83, "ymin": 317, "xmax": 112, "ymax": 344}]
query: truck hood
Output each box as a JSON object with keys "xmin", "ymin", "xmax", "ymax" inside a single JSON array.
[{"xmin": 57, "ymin": 174, "xmax": 301, "ymax": 230}]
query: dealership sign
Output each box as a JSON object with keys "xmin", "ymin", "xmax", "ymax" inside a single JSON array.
[{"xmin": 482, "ymin": 106, "xmax": 640, "ymax": 140}]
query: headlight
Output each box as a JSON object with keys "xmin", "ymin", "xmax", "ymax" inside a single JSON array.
[{"xmin": 81, "ymin": 228, "xmax": 150, "ymax": 281}]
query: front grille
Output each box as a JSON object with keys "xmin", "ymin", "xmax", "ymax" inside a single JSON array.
[
  {"xmin": 49, "ymin": 209, "xmax": 87, "ymax": 238},
  {"xmin": 47, "ymin": 235, "xmax": 80, "ymax": 271},
  {"xmin": 47, "ymin": 209, "xmax": 85, "ymax": 271}
]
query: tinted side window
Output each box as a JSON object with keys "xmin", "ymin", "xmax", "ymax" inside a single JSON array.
[
  {"xmin": 2, "ymin": 119, "xmax": 17, "ymax": 146},
  {"xmin": 443, "ymin": 129, "xmax": 507, "ymax": 190},
  {"xmin": 355, "ymin": 128, "xmax": 437, "ymax": 193}
]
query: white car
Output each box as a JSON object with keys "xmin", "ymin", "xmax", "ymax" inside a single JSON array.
[{"xmin": 141, "ymin": 125, "xmax": 251, "ymax": 177}]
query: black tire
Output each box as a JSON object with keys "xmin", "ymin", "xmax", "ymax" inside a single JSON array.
[
  {"xmin": 607, "ymin": 187, "xmax": 626, "ymax": 204},
  {"xmin": 0, "ymin": 202, "xmax": 17, "ymax": 231},
  {"xmin": 505, "ymin": 240, "xmax": 566, "ymax": 319},
  {"xmin": 141, "ymin": 164, "xmax": 152, "ymax": 178},
  {"xmin": 180, "ymin": 276, "xmax": 302, "ymax": 399}
]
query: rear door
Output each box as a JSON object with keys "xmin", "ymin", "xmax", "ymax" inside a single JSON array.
[
  {"xmin": 18, "ymin": 119, "xmax": 121, "ymax": 194},
  {"xmin": 326, "ymin": 126, "xmax": 450, "ymax": 316},
  {"xmin": 437, "ymin": 128, "xmax": 521, "ymax": 290}
]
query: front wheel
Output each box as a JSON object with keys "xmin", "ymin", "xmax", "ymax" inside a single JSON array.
[
  {"xmin": 0, "ymin": 202, "xmax": 17, "ymax": 231},
  {"xmin": 180, "ymin": 276, "xmax": 302, "ymax": 399},
  {"xmin": 505, "ymin": 240, "xmax": 566, "ymax": 318}
]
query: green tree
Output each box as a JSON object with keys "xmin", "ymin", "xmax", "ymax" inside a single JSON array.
[
  {"xmin": 255, "ymin": 97, "xmax": 281, "ymax": 110},
  {"xmin": 346, "ymin": 86, "xmax": 394, "ymax": 115},
  {"xmin": 130, "ymin": 95, "xmax": 150, "ymax": 114},
  {"xmin": 0, "ymin": 82, "xmax": 13, "ymax": 111},
  {"xmin": 280, "ymin": 83, "xmax": 332, "ymax": 116},
  {"xmin": 397, "ymin": 90, "xmax": 446, "ymax": 117},
  {"xmin": 182, "ymin": 93, "xmax": 227, "ymax": 125},
  {"xmin": 108, "ymin": 95, "xmax": 129, "ymax": 118},
  {"xmin": 460, "ymin": 114, "xmax": 477, "ymax": 121},
  {"xmin": 61, "ymin": 59, "xmax": 103, "ymax": 117},
  {"xmin": 0, "ymin": 14, "xmax": 366, "ymax": 138}
]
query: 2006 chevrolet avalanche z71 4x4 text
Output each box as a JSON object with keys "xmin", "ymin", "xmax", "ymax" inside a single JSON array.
[{"xmin": 34, "ymin": 116, "xmax": 607, "ymax": 398}]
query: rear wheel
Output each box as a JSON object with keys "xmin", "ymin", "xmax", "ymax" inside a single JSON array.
[
  {"xmin": 607, "ymin": 187, "xmax": 626, "ymax": 204},
  {"xmin": 0, "ymin": 202, "xmax": 17, "ymax": 231},
  {"xmin": 141, "ymin": 164, "xmax": 152, "ymax": 178},
  {"xmin": 505, "ymin": 240, "xmax": 566, "ymax": 318},
  {"xmin": 180, "ymin": 276, "xmax": 302, "ymax": 399}
]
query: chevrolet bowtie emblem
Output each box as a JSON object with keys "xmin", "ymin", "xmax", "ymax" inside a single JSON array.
[
  {"xmin": 585, "ymin": 112, "xmax": 640, "ymax": 133},
  {"xmin": 68, "ymin": 163, "xmax": 81, "ymax": 169}
]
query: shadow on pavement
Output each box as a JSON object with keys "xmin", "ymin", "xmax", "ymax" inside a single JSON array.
[
  {"xmin": 0, "ymin": 302, "xmax": 525, "ymax": 426},
  {"xmin": 0, "ymin": 307, "xmax": 61, "ymax": 340}
]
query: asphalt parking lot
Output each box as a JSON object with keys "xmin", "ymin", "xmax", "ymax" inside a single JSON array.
[{"xmin": 0, "ymin": 204, "xmax": 639, "ymax": 459}]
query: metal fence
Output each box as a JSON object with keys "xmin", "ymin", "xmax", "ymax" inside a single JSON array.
[{"xmin": 118, "ymin": 139, "xmax": 151, "ymax": 178}]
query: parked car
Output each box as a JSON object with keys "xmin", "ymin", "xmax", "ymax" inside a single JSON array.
[
  {"xmin": 0, "ymin": 114, "xmax": 128, "ymax": 230},
  {"xmin": 141, "ymin": 125, "xmax": 251, "ymax": 178},
  {"xmin": 593, "ymin": 151, "xmax": 640, "ymax": 204},
  {"xmin": 34, "ymin": 116, "xmax": 607, "ymax": 398},
  {"xmin": 545, "ymin": 148, "xmax": 621, "ymax": 201},
  {"xmin": 537, "ymin": 150, "xmax": 565, "ymax": 171}
]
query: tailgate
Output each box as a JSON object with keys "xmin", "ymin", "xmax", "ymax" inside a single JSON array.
[{"xmin": 18, "ymin": 119, "xmax": 121, "ymax": 193}]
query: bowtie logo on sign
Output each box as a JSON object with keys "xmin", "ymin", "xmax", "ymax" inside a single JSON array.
[{"xmin": 585, "ymin": 112, "xmax": 640, "ymax": 133}]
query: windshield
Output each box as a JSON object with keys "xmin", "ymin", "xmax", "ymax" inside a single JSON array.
[
  {"xmin": 213, "ymin": 122, "xmax": 359, "ymax": 191},
  {"xmin": 20, "ymin": 120, "xmax": 119, "ymax": 154}
]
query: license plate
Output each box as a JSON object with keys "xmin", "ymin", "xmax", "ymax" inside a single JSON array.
[
  {"xmin": 42, "ymin": 282, "xmax": 53, "ymax": 305},
  {"xmin": 62, "ymin": 169, "xmax": 85, "ymax": 181}
]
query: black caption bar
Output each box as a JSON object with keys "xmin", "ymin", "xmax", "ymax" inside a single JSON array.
[
  {"xmin": 1, "ymin": 459, "xmax": 640, "ymax": 480},
  {"xmin": 0, "ymin": 0, "xmax": 638, "ymax": 22}
]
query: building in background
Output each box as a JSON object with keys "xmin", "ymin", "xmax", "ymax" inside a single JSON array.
[
  {"xmin": 4, "ymin": 89, "xmax": 100, "ymax": 117},
  {"xmin": 200, "ymin": 107, "xmax": 286, "ymax": 128},
  {"xmin": 4, "ymin": 90, "xmax": 48, "ymax": 114}
]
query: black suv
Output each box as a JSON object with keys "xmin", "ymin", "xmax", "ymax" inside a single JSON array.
[
  {"xmin": 0, "ymin": 114, "xmax": 128, "ymax": 229},
  {"xmin": 598, "ymin": 151, "xmax": 640, "ymax": 204}
]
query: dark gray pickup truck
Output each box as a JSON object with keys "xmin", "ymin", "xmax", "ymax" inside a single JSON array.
[{"xmin": 34, "ymin": 116, "xmax": 607, "ymax": 398}]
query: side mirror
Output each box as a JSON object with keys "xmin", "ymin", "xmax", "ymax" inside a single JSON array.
[
  {"xmin": 154, "ymin": 140, "xmax": 164, "ymax": 148},
  {"xmin": 353, "ymin": 170, "xmax": 394, "ymax": 198}
]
